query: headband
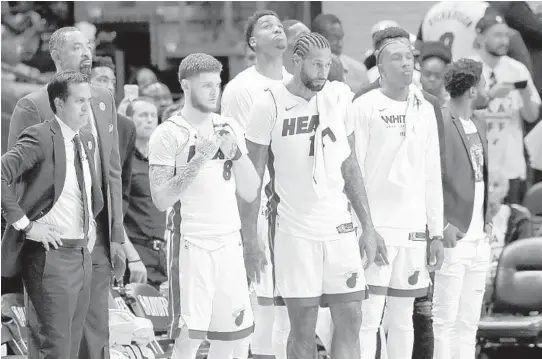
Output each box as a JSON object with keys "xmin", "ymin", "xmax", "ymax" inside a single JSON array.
[{"xmin": 375, "ymin": 37, "xmax": 411, "ymax": 63}]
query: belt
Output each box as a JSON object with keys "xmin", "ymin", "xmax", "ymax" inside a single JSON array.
[
  {"xmin": 59, "ymin": 238, "xmax": 87, "ymax": 248},
  {"xmin": 130, "ymin": 237, "xmax": 165, "ymax": 251}
]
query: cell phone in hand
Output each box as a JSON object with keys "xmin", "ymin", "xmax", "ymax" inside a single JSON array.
[
  {"xmin": 514, "ymin": 80, "xmax": 528, "ymax": 89},
  {"xmin": 124, "ymin": 84, "xmax": 139, "ymax": 101}
]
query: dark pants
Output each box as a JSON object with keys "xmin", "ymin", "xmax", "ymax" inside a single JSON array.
[
  {"xmin": 412, "ymin": 272, "xmax": 434, "ymax": 359},
  {"xmin": 505, "ymin": 178, "xmax": 527, "ymax": 205},
  {"xmin": 130, "ymin": 241, "xmax": 167, "ymax": 290},
  {"xmin": 22, "ymin": 242, "xmax": 92, "ymax": 359},
  {"xmin": 79, "ymin": 221, "xmax": 112, "ymax": 359}
]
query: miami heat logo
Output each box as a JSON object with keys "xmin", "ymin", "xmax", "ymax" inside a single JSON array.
[
  {"xmin": 346, "ymin": 271, "xmax": 359, "ymax": 288},
  {"xmin": 408, "ymin": 270, "xmax": 420, "ymax": 285},
  {"xmin": 233, "ymin": 309, "xmax": 245, "ymax": 327}
]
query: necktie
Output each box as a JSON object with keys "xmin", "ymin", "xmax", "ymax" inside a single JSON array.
[
  {"xmin": 73, "ymin": 134, "xmax": 90, "ymax": 245},
  {"xmin": 489, "ymin": 71, "xmax": 497, "ymax": 89}
]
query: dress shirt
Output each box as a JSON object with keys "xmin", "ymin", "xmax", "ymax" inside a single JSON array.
[{"xmin": 13, "ymin": 117, "xmax": 95, "ymax": 240}]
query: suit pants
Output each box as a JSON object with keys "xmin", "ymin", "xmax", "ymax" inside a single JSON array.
[
  {"xmin": 22, "ymin": 243, "xmax": 92, "ymax": 359},
  {"xmin": 79, "ymin": 229, "xmax": 112, "ymax": 359}
]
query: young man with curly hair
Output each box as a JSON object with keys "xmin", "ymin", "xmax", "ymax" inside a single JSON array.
[{"xmin": 432, "ymin": 58, "xmax": 492, "ymax": 359}]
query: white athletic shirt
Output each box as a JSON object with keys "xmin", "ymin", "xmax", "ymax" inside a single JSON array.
[
  {"xmin": 148, "ymin": 114, "xmax": 247, "ymax": 250},
  {"xmin": 459, "ymin": 117, "xmax": 486, "ymax": 241},
  {"xmin": 246, "ymin": 83, "xmax": 354, "ymax": 240},
  {"xmin": 472, "ymin": 54, "xmax": 541, "ymax": 180},
  {"xmin": 420, "ymin": 1, "xmax": 491, "ymax": 61},
  {"xmin": 347, "ymin": 88, "xmax": 443, "ymax": 244},
  {"xmin": 221, "ymin": 66, "xmax": 292, "ymax": 130}
]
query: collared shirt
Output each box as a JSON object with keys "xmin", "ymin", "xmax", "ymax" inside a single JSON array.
[
  {"xmin": 27, "ymin": 117, "xmax": 95, "ymax": 239},
  {"xmin": 124, "ymin": 147, "xmax": 166, "ymax": 242}
]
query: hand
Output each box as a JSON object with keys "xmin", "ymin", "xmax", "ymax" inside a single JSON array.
[
  {"xmin": 128, "ymin": 260, "xmax": 148, "ymax": 284},
  {"xmin": 26, "ymin": 222, "xmax": 62, "ymax": 250},
  {"xmin": 243, "ymin": 238, "xmax": 268, "ymax": 285},
  {"xmin": 427, "ymin": 237, "xmax": 445, "ymax": 272},
  {"xmin": 111, "ymin": 242, "xmax": 126, "ymax": 281},
  {"xmin": 216, "ymin": 128, "xmax": 241, "ymax": 160},
  {"xmin": 195, "ymin": 136, "xmax": 221, "ymax": 160},
  {"xmin": 488, "ymin": 83, "xmax": 514, "ymax": 99},
  {"xmin": 443, "ymin": 225, "xmax": 457, "ymax": 248},
  {"xmin": 359, "ymin": 228, "xmax": 388, "ymax": 269}
]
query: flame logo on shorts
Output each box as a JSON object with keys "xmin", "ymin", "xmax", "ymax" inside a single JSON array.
[
  {"xmin": 233, "ymin": 309, "xmax": 245, "ymax": 327},
  {"xmin": 408, "ymin": 270, "xmax": 420, "ymax": 285},
  {"xmin": 346, "ymin": 272, "xmax": 358, "ymax": 288}
]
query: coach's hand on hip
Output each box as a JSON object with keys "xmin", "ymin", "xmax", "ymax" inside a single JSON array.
[
  {"xmin": 27, "ymin": 222, "xmax": 63, "ymax": 250},
  {"xmin": 244, "ymin": 237, "xmax": 268, "ymax": 284}
]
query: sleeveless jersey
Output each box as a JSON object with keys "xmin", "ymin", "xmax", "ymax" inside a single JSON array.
[
  {"xmin": 148, "ymin": 113, "xmax": 246, "ymax": 246},
  {"xmin": 421, "ymin": 1, "xmax": 491, "ymax": 61},
  {"xmin": 245, "ymin": 83, "xmax": 353, "ymax": 241}
]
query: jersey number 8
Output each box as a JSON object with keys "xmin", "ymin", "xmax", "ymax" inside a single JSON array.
[{"xmin": 187, "ymin": 145, "xmax": 233, "ymax": 181}]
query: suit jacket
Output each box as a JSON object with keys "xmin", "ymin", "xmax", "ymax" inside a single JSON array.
[
  {"xmin": 1, "ymin": 119, "xmax": 102, "ymax": 276},
  {"xmin": 441, "ymin": 106, "xmax": 491, "ymax": 234},
  {"xmin": 117, "ymin": 113, "xmax": 136, "ymax": 216},
  {"xmin": 5, "ymin": 84, "xmax": 123, "ymax": 277},
  {"xmin": 354, "ymin": 79, "xmax": 446, "ymax": 172}
]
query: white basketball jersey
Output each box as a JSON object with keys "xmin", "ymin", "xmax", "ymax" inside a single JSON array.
[
  {"xmin": 148, "ymin": 114, "xmax": 244, "ymax": 241},
  {"xmin": 421, "ymin": 1, "xmax": 491, "ymax": 61},
  {"xmin": 246, "ymin": 83, "xmax": 353, "ymax": 240}
]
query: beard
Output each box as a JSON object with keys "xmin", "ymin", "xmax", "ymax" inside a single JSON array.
[
  {"xmin": 485, "ymin": 43, "xmax": 507, "ymax": 57},
  {"xmin": 300, "ymin": 67, "xmax": 326, "ymax": 92},
  {"xmin": 190, "ymin": 92, "xmax": 217, "ymax": 113}
]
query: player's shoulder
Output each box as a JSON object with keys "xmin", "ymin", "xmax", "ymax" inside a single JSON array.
[
  {"xmin": 502, "ymin": 56, "xmax": 531, "ymax": 74},
  {"xmin": 153, "ymin": 115, "xmax": 187, "ymax": 137},
  {"xmin": 353, "ymin": 88, "xmax": 381, "ymax": 106},
  {"xmin": 224, "ymin": 67, "xmax": 255, "ymax": 89}
]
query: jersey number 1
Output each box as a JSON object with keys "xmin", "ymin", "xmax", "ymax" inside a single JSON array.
[{"xmin": 187, "ymin": 145, "xmax": 232, "ymax": 181}]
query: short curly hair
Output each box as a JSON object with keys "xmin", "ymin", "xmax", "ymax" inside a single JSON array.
[
  {"xmin": 373, "ymin": 27, "xmax": 410, "ymax": 52},
  {"xmin": 444, "ymin": 58, "xmax": 483, "ymax": 99},
  {"xmin": 178, "ymin": 53, "xmax": 222, "ymax": 82},
  {"xmin": 245, "ymin": 10, "xmax": 280, "ymax": 51}
]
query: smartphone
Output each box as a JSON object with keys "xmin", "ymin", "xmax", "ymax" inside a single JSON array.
[
  {"xmin": 514, "ymin": 80, "xmax": 528, "ymax": 89},
  {"xmin": 124, "ymin": 84, "xmax": 139, "ymax": 101}
]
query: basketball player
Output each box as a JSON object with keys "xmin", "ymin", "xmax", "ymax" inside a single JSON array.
[
  {"xmin": 348, "ymin": 27, "xmax": 445, "ymax": 359},
  {"xmin": 241, "ymin": 32, "xmax": 382, "ymax": 359},
  {"xmin": 221, "ymin": 10, "xmax": 291, "ymax": 359},
  {"xmin": 148, "ymin": 53, "xmax": 260, "ymax": 359}
]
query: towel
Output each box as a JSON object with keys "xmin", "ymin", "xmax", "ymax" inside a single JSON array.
[
  {"xmin": 313, "ymin": 81, "xmax": 354, "ymax": 198},
  {"xmin": 387, "ymin": 84, "xmax": 427, "ymax": 188}
]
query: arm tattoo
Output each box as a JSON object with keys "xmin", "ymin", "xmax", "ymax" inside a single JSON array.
[
  {"xmin": 149, "ymin": 154, "xmax": 207, "ymax": 210},
  {"xmin": 342, "ymin": 137, "xmax": 374, "ymax": 230}
]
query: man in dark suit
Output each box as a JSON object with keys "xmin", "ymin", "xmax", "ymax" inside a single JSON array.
[
  {"xmin": 432, "ymin": 58, "xmax": 493, "ymax": 359},
  {"xmin": 90, "ymin": 56, "xmax": 147, "ymax": 284},
  {"xmin": 2, "ymin": 71, "xmax": 98, "ymax": 358},
  {"xmin": 7, "ymin": 27, "xmax": 124, "ymax": 359}
]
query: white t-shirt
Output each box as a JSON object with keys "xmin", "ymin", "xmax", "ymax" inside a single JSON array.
[
  {"xmin": 148, "ymin": 114, "xmax": 247, "ymax": 250},
  {"xmin": 459, "ymin": 117, "xmax": 486, "ymax": 241},
  {"xmin": 221, "ymin": 66, "xmax": 292, "ymax": 130},
  {"xmin": 347, "ymin": 88, "xmax": 443, "ymax": 244},
  {"xmin": 420, "ymin": 1, "xmax": 491, "ymax": 61},
  {"xmin": 472, "ymin": 54, "xmax": 541, "ymax": 180},
  {"xmin": 245, "ymin": 83, "xmax": 354, "ymax": 240}
]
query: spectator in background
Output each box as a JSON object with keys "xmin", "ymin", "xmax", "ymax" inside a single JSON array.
[
  {"xmin": 419, "ymin": 41, "xmax": 452, "ymax": 106},
  {"xmin": 472, "ymin": 13, "xmax": 541, "ymax": 204},
  {"xmin": 131, "ymin": 67, "xmax": 158, "ymax": 89},
  {"xmin": 141, "ymin": 82, "xmax": 173, "ymax": 122},
  {"xmin": 123, "ymin": 97, "xmax": 167, "ymax": 290},
  {"xmin": 312, "ymin": 13, "xmax": 369, "ymax": 93},
  {"xmin": 90, "ymin": 56, "xmax": 148, "ymax": 284},
  {"xmin": 282, "ymin": 19, "xmax": 310, "ymax": 74},
  {"xmin": 328, "ymin": 54, "xmax": 346, "ymax": 82}
]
